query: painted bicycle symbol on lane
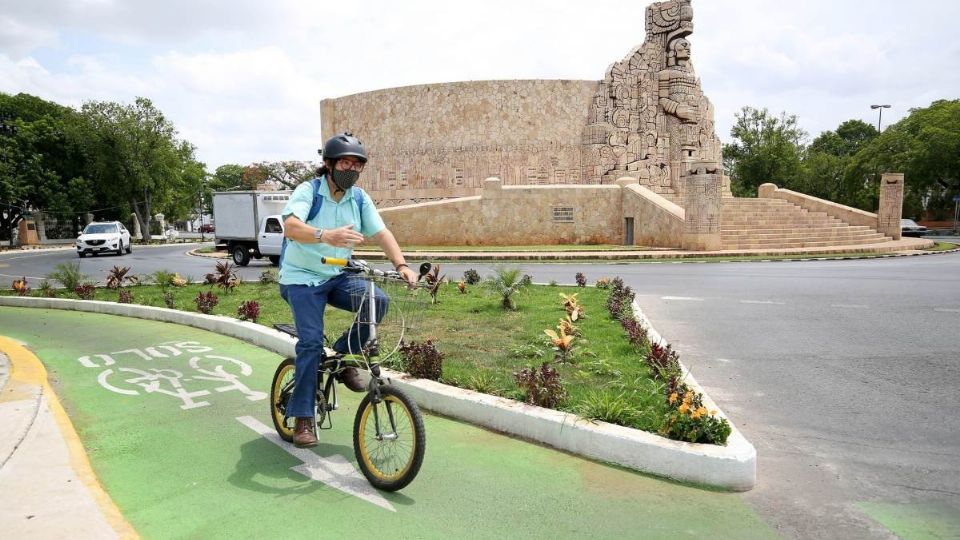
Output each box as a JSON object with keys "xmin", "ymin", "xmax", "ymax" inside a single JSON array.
[{"xmin": 78, "ymin": 341, "xmax": 267, "ymax": 410}]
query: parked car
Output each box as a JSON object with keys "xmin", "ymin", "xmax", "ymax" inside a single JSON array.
[
  {"xmin": 76, "ymin": 221, "xmax": 132, "ymax": 257},
  {"xmin": 199, "ymin": 223, "xmax": 215, "ymax": 234},
  {"xmin": 901, "ymin": 219, "xmax": 929, "ymax": 237}
]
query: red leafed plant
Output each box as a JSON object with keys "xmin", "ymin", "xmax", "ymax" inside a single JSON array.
[
  {"xmin": 236, "ymin": 300, "xmax": 260, "ymax": 322},
  {"xmin": 194, "ymin": 291, "xmax": 219, "ymax": 314}
]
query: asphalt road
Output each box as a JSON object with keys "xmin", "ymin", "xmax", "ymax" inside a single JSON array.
[{"xmin": 3, "ymin": 244, "xmax": 960, "ymax": 538}]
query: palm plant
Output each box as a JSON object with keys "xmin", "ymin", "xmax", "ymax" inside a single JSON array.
[{"xmin": 483, "ymin": 266, "xmax": 530, "ymax": 310}]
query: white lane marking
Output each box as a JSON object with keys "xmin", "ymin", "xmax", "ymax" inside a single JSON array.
[
  {"xmin": 739, "ymin": 300, "xmax": 786, "ymax": 305},
  {"xmin": 236, "ymin": 416, "xmax": 395, "ymax": 512},
  {"xmin": 661, "ymin": 296, "xmax": 704, "ymax": 301},
  {"xmin": 934, "ymin": 308, "xmax": 960, "ymax": 313},
  {"xmin": 831, "ymin": 304, "xmax": 869, "ymax": 309},
  {"xmin": 715, "ymin": 358, "xmax": 733, "ymax": 363}
]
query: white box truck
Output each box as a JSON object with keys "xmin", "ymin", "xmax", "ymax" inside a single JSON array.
[{"xmin": 212, "ymin": 191, "xmax": 291, "ymax": 266}]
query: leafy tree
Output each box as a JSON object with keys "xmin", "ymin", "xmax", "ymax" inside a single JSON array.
[
  {"xmin": 0, "ymin": 92, "xmax": 94, "ymax": 241},
  {"xmin": 210, "ymin": 164, "xmax": 245, "ymax": 191},
  {"xmin": 246, "ymin": 160, "xmax": 318, "ymax": 190},
  {"xmin": 722, "ymin": 107, "xmax": 807, "ymax": 197},
  {"xmin": 846, "ymin": 100, "xmax": 960, "ymax": 219},
  {"xmin": 81, "ymin": 97, "xmax": 191, "ymax": 240},
  {"xmin": 800, "ymin": 120, "xmax": 878, "ymax": 206}
]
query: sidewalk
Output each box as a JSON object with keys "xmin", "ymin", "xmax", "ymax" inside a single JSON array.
[{"xmin": 0, "ymin": 339, "xmax": 136, "ymax": 539}]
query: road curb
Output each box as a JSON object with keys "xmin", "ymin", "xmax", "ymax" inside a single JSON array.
[
  {"xmin": 0, "ymin": 336, "xmax": 138, "ymax": 538},
  {"xmin": 0, "ymin": 296, "xmax": 756, "ymax": 491}
]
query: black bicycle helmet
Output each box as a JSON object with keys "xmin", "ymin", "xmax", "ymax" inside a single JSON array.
[{"xmin": 320, "ymin": 132, "xmax": 368, "ymax": 163}]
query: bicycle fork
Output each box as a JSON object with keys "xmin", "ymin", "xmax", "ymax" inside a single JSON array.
[{"xmin": 370, "ymin": 388, "xmax": 400, "ymax": 441}]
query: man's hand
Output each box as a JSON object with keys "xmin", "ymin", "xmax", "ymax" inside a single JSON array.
[
  {"xmin": 398, "ymin": 265, "xmax": 418, "ymax": 286},
  {"xmin": 321, "ymin": 225, "xmax": 364, "ymax": 248}
]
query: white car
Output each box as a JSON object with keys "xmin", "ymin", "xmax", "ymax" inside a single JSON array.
[{"xmin": 76, "ymin": 221, "xmax": 132, "ymax": 257}]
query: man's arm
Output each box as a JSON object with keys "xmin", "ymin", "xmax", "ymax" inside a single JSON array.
[
  {"xmin": 373, "ymin": 228, "xmax": 417, "ymax": 283},
  {"xmin": 283, "ymin": 215, "xmax": 364, "ymax": 247}
]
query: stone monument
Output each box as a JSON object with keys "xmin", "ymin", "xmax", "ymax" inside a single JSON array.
[
  {"xmin": 581, "ymin": 0, "xmax": 725, "ymax": 198},
  {"xmin": 877, "ymin": 173, "xmax": 904, "ymax": 240}
]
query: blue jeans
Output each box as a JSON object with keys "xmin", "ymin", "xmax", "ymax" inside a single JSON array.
[{"xmin": 279, "ymin": 274, "xmax": 388, "ymax": 419}]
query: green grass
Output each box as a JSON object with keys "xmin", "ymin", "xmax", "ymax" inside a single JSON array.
[
  {"xmin": 3, "ymin": 278, "xmax": 670, "ymax": 435},
  {"xmin": 924, "ymin": 241, "xmax": 958, "ymax": 252}
]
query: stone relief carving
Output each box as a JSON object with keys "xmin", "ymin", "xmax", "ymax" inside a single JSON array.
[{"xmin": 581, "ymin": 0, "xmax": 725, "ymax": 198}]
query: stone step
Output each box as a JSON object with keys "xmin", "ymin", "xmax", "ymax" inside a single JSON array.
[
  {"xmin": 722, "ymin": 219, "xmax": 845, "ymax": 227},
  {"xmin": 722, "ymin": 233, "xmax": 888, "ymax": 243},
  {"xmin": 721, "ymin": 237, "xmax": 891, "ymax": 249},
  {"xmin": 722, "ymin": 225, "xmax": 875, "ymax": 233},
  {"xmin": 722, "ymin": 230, "xmax": 884, "ymax": 240}
]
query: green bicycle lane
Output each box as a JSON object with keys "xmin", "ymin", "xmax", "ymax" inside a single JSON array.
[{"xmin": 0, "ymin": 306, "xmax": 776, "ymax": 539}]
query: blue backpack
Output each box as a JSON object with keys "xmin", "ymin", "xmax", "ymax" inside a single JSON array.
[{"xmin": 279, "ymin": 178, "xmax": 366, "ymax": 268}]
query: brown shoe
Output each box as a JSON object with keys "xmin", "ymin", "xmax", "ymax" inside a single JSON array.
[
  {"xmin": 339, "ymin": 367, "xmax": 366, "ymax": 392},
  {"xmin": 293, "ymin": 417, "xmax": 318, "ymax": 448}
]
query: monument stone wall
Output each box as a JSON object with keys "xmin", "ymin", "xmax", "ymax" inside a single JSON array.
[{"xmin": 321, "ymin": 80, "xmax": 599, "ymax": 206}]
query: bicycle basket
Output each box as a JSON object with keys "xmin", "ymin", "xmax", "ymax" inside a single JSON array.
[{"xmin": 329, "ymin": 274, "xmax": 432, "ymax": 363}]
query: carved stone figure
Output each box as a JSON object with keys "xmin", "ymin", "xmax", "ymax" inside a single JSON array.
[{"xmin": 581, "ymin": 0, "xmax": 726, "ymax": 199}]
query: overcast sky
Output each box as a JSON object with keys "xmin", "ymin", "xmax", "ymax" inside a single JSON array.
[{"xmin": 2, "ymin": 0, "xmax": 958, "ymax": 170}]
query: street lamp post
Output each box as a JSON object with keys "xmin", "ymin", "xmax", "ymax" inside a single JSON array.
[{"xmin": 870, "ymin": 104, "xmax": 891, "ymax": 132}]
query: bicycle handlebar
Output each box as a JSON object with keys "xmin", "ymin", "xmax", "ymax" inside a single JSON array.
[{"xmin": 320, "ymin": 257, "xmax": 429, "ymax": 282}]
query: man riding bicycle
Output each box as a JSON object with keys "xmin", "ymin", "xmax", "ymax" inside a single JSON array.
[{"xmin": 279, "ymin": 132, "xmax": 418, "ymax": 448}]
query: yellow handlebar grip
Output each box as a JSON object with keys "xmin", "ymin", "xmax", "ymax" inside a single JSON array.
[{"xmin": 321, "ymin": 257, "xmax": 349, "ymax": 266}]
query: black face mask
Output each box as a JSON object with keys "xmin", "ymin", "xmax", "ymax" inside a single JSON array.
[{"xmin": 331, "ymin": 168, "xmax": 360, "ymax": 192}]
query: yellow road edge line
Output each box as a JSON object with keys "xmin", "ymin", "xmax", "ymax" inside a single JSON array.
[{"xmin": 0, "ymin": 335, "xmax": 140, "ymax": 540}]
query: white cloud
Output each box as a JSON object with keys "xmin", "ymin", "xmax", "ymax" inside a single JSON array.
[{"xmin": 1, "ymin": 0, "xmax": 958, "ymax": 167}]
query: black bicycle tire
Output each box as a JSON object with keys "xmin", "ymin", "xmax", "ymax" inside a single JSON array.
[
  {"xmin": 270, "ymin": 358, "xmax": 297, "ymax": 442},
  {"xmin": 352, "ymin": 385, "xmax": 425, "ymax": 491}
]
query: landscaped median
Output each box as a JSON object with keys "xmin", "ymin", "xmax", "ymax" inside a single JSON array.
[{"xmin": 0, "ymin": 292, "xmax": 756, "ymax": 490}]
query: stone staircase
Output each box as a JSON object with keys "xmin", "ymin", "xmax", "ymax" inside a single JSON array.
[{"xmin": 720, "ymin": 198, "xmax": 889, "ymax": 250}]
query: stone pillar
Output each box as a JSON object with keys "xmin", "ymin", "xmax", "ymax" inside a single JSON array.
[
  {"xmin": 682, "ymin": 161, "xmax": 723, "ymax": 251},
  {"xmin": 131, "ymin": 213, "xmax": 141, "ymax": 239},
  {"xmin": 17, "ymin": 218, "xmax": 40, "ymax": 245},
  {"xmin": 877, "ymin": 173, "xmax": 904, "ymax": 240},
  {"xmin": 482, "ymin": 177, "xmax": 503, "ymax": 199},
  {"xmin": 758, "ymin": 183, "xmax": 778, "ymax": 198},
  {"xmin": 155, "ymin": 213, "xmax": 166, "ymax": 232},
  {"xmin": 85, "ymin": 213, "xmax": 94, "ymax": 225}
]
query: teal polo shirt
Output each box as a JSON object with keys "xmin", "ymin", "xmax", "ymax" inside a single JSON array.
[{"xmin": 279, "ymin": 177, "xmax": 386, "ymax": 285}]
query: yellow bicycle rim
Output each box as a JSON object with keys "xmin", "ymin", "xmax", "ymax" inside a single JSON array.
[{"xmin": 357, "ymin": 395, "xmax": 417, "ymax": 482}]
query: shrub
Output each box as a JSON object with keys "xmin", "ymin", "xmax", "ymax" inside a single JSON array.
[
  {"xmin": 544, "ymin": 327, "xmax": 576, "ymax": 363},
  {"xmin": 573, "ymin": 391, "xmax": 642, "ymax": 426},
  {"xmin": 483, "ymin": 266, "xmax": 531, "ymax": 310},
  {"xmin": 12, "ymin": 277, "xmax": 30, "ymax": 296},
  {"xmin": 560, "ymin": 293, "xmax": 585, "ymax": 321},
  {"xmin": 105, "ymin": 266, "xmax": 132, "ymax": 289},
  {"xmin": 163, "ymin": 292, "xmax": 176, "ymax": 309},
  {"xmin": 211, "ymin": 261, "xmax": 239, "ymax": 292},
  {"xmin": 236, "ymin": 300, "xmax": 261, "ymax": 322},
  {"xmin": 575, "ymin": 272, "xmax": 586, "ymax": 287},
  {"xmin": 171, "ymin": 273, "xmax": 188, "ymax": 287},
  {"xmin": 457, "ymin": 280, "xmax": 466, "ymax": 294},
  {"xmin": 39, "ymin": 280, "xmax": 57, "ymax": 297},
  {"xmin": 464, "ymin": 371, "xmax": 501, "ymax": 395},
  {"xmin": 259, "ymin": 269, "xmax": 278, "ymax": 285},
  {"xmin": 659, "ymin": 391, "xmax": 731, "ymax": 445},
  {"xmin": 118, "ymin": 289, "xmax": 134, "ymax": 304},
  {"xmin": 74, "ymin": 283, "xmax": 95, "ymax": 300},
  {"xmin": 595, "ymin": 277, "xmax": 612, "ymax": 289},
  {"xmin": 47, "ymin": 262, "xmax": 88, "ymax": 291},
  {"xmin": 194, "ymin": 291, "xmax": 219, "ymax": 314},
  {"xmin": 620, "ymin": 316, "xmax": 650, "ymax": 352},
  {"xmin": 399, "ymin": 340, "xmax": 443, "ymax": 381},
  {"xmin": 463, "ymin": 269, "xmax": 481, "ymax": 285},
  {"xmin": 151, "ymin": 270, "xmax": 177, "ymax": 289},
  {"xmin": 514, "ymin": 361, "xmax": 566, "ymax": 408}
]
